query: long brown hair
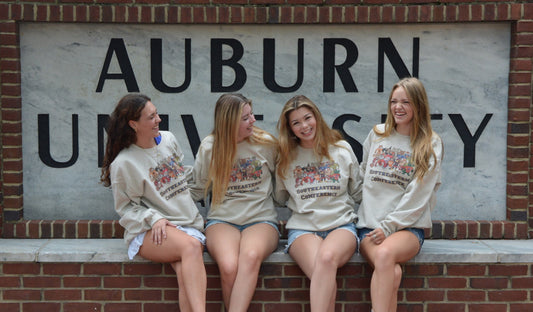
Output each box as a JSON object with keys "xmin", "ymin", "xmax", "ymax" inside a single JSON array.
[
  {"xmin": 100, "ymin": 94, "xmax": 151, "ymax": 187},
  {"xmin": 375, "ymin": 77, "xmax": 436, "ymax": 179},
  {"xmin": 276, "ymin": 95, "xmax": 343, "ymax": 180},
  {"xmin": 207, "ymin": 93, "xmax": 276, "ymax": 205}
]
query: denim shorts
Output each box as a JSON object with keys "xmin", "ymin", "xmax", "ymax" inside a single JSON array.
[
  {"xmin": 358, "ymin": 227, "xmax": 425, "ymax": 248},
  {"xmin": 285, "ymin": 222, "xmax": 359, "ymax": 253},
  {"xmin": 205, "ymin": 219, "xmax": 280, "ymax": 235}
]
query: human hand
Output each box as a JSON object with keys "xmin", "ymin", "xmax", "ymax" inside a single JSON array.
[
  {"xmin": 366, "ymin": 228, "xmax": 384, "ymax": 245},
  {"xmin": 151, "ymin": 218, "xmax": 169, "ymax": 245}
]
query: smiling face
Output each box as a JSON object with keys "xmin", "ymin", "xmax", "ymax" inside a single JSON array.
[
  {"xmin": 236, "ymin": 103, "xmax": 256, "ymax": 142},
  {"xmin": 129, "ymin": 101, "xmax": 161, "ymax": 148},
  {"xmin": 289, "ymin": 106, "xmax": 317, "ymax": 148},
  {"xmin": 390, "ymin": 86, "xmax": 414, "ymax": 135}
]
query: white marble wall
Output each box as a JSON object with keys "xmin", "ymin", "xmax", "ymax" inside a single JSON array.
[{"xmin": 19, "ymin": 23, "xmax": 510, "ymax": 220}]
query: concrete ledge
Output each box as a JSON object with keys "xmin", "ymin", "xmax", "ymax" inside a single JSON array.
[{"xmin": 1, "ymin": 238, "xmax": 533, "ymax": 263}]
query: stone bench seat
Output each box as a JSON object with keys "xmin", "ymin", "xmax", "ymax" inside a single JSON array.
[{"xmin": 1, "ymin": 238, "xmax": 532, "ymax": 263}]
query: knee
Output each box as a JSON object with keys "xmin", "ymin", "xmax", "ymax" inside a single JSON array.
[
  {"xmin": 216, "ymin": 258, "xmax": 238, "ymax": 281},
  {"xmin": 372, "ymin": 247, "xmax": 395, "ymax": 270},
  {"xmin": 240, "ymin": 248, "xmax": 263, "ymax": 268},
  {"xmin": 393, "ymin": 264, "xmax": 403, "ymax": 287},
  {"xmin": 182, "ymin": 236, "xmax": 204, "ymax": 259},
  {"xmin": 315, "ymin": 249, "xmax": 339, "ymax": 269}
]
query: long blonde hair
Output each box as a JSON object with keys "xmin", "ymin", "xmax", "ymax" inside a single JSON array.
[
  {"xmin": 375, "ymin": 77, "xmax": 436, "ymax": 180},
  {"xmin": 276, "ymin": 95, "xmax": 343, "ymax": 179},
  {"xmin": 207, "ymin": 93, "xmax": 276, "ymax": 205}
]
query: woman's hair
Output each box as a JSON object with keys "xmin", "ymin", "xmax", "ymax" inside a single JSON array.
[
  {"xmin": 276, "ymin": 95, "xmax": 343, "ymax": 179},
  {"xmin": 100, "ymin": 93, "xmax": 151, "ymax": 187},
  {"xmin": 375, "ymin": 77, "xmax": 436, "ymax": 179},
  {"xmin": 207, "ymin": 93, "xmax": 276, "ymax": 205}
]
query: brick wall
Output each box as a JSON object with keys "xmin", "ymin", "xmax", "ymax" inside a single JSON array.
[
  {"xmin": 1, "ymin": 261, "xmax": 532, "ymax": 312},
  {"xmin": 1, "ymin": 1, "xmax": 532, "ymax": 239}
]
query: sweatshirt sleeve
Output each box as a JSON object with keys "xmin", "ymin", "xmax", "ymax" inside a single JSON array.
[
  {"xmin": 273, "ymin": 171, "xmax": 290, "ymax": 207},
  {"xmin": 111, "ymin": 165, "xmax": 165, "ymax": 235},
  {"xmin": 188, "ymin": 138, "xmax": 211, "ymax": 202},
  {"xmin": 345, "ymin": 142, "xmax": 363, "ymax": 205},
  {"xmin": 379, "ymin": 135, "xmax": 443, "ymax": 236}
]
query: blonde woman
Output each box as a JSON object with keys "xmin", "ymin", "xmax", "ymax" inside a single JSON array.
[
  {"xmin": 101, "ymin": 94, "xmax": 206, "ymax": 312},
  {"xmin": 357, "ymin": 77, "xmax": 443, "ymax": 312},
  {"xmin": 275, "ymin": 95, "xmax": 361, "ymax": 312},
  {"xmin": 189, "ymin": 94, "xmax": 279, "ymax": 312}
]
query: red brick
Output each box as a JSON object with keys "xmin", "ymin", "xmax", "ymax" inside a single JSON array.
[
  {"xmin": 22, "ymin": 302, "xmax": 61, "ymax": 311},
  {"xmin": 3, "ymin": 263, "xmax": 40, "ymax": 275},
  {"xmin": 124, "ymin": 289, "xmax": 162, "ymax": 300},
  {"xmin": 44, "ymin": 289, "xmax": 82, "ymax": 300},
  {"xmin": 43, "ymin": 263, "xmax": 82, "ymax": 275},
  {"xmin": 470, "ymin": 277, "xmax": 508, "ymax": 289},
  {"xmin": 447, "ymin": 265, "xmax": 485, "ymax": 276},
  {"xmin": 405, "ymin": 289, "xmax": 445, "ymax": 301},
  {"xmin": 63, "ymin": 302, "xmax": 102, "ymax": 312},
  {"xmin": 512, "ymin": 276, "xmax": 533, "ymax": 288},
  {"xmin": 428, "ymin": 277, "xmax": 467, "ymax": 288},
  {"xmin": 99, "ymin": 303, "xmax": 142, "ymax": 312},
  {"xmin": 469, "ymin": 303, "xmax": 508, "ymax": 312},
  {"xmin": 63, "ymin": 276, "xmax": 101, "ymax": 288},
  {"xmin": 447, "ymin": 290, "xmax": 485, "ymax": 301},
  {"xmin": 104, "ymin": 276, "xmax": 142, "ymax": 288},
  {"xmin": 23, "ymin": 276, "xmax": 61, "ymax": 288},
  {"xmin": 0, "ymin": 276, "xmax": 21, "ymax": 287},
  {"xmin": 143, "ymin": 276, "xmax": 177, "ymax": 288},
  {"xmin": 124, "ymin": 263, "xmax": 163, "ymax": 275},
  {"xmin": 84, "ymin": 263, "xmax": 122, "ymax": 275},
  {"xmin": 0, "ymin": 303, "xmax": 19, "ymax": 312},
  {"xmin": 3, "ymin": 289, "xmax": 41, "ymax": 300},
  {"xmin": 84, "ymin": 289, "xmax": 122, "ymax": 301}
]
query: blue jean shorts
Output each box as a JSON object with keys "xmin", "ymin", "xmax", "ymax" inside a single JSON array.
[
  {"xmin": 285, "ymin": 222, "xmax": 359, "ymax": 253},
  {"xmin": 205, "ymin": 219, "xmax": 280, "ymax": 235},
  {"xmin": 358, "ymin": 227, "xmax": 425, "ymax": 249}
]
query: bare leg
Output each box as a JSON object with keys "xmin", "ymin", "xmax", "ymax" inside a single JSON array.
[
  {"xmin": 205, "ymin": 223, "xmax": 241, "ymax": 310},
  {"xmin": 139, "ymin": 226, "xmax": 206, "ymax": 312},
  {"xmin": 289, "ymin": 230, "xmax": 356, "ymax": 312},
  {"xmin": 227, "ymin": 223, "xmax": 279, "ymax": 312},
  {"xmin": 309, "ymin": 229, "xmax": 357, "ymax": 312},
  {"xmin": 171, "ymin": 261, "xmax": 192, "ymax": 312},
  {"xmin": 360, "ymin": 230, "xmax": 419, "ymax": 312}
]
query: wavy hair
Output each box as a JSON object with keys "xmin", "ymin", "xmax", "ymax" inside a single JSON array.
[
  {"xmin": 207, "ymin": 93, "xmax": 276, "ymax": 206},
  {"xmin": 276, "ymin": 95, "xmax": 343, "ymax": 180},
  {"xmin": 375, "ymin": 77, "xmax": 436, "ymax": 180},
  {"xmin": 100, "ymin": 94, "xmax": 150, "ymax": 187}
]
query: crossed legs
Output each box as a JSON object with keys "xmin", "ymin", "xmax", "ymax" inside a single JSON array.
[
  {"xmin": 138, "ymin": 225, "xmax": 206, "ymax": 312},
  {"xmin": 360, "ymin": 230, "xmax": 420, "ymax": 312}
]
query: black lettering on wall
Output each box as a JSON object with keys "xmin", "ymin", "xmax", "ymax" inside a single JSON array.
[
  {"xmin": 263, "ymin": 38, "xmax": 304, "ymax": 93},
  {"xmin": 151, "ymin": 38, "xmax": 191, "ymax": 93},
  {"xmin": 449, "ymin": 113, "xmax": 492, "ymax": 168},
  {"xmin": 38, "ymin": 114, "xmax": 79, "ymax": 168},
  {"xmin": 332, "ymin": 114, "xmax": 363, "ymax": 162},
  {"xmin": 211, "ymin": 39, "xmax": 246, "ymax": 92},
  {"xmin": 96, "ymin": 38, "xmax": 140, "ymax": 92},
  {"xmin": 97, "ymin": 114, "xmax": 169, "ymax": 167},
  {"xmin": 377, "ymin": 37, "xmax": 419, "ymax": 92},
  {"xmin": 323, "ymin": 38, "xmax": 358, "ymax": 93}
]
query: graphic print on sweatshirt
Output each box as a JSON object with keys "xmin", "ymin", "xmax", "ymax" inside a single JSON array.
[
  {"xmin": 227, "ymin": 156, "xmax": 263, "ymax": 195},
  {"xmin": 148, "ymin": 153, "xmax": 188, "ymax": 200},
  {"xmin": 368, "ymin": 144, "xmax": 414, "ymax": 187},
  {"xmin": 293, "ymin": 161, "xmax": 341, "ymax": 200}
]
